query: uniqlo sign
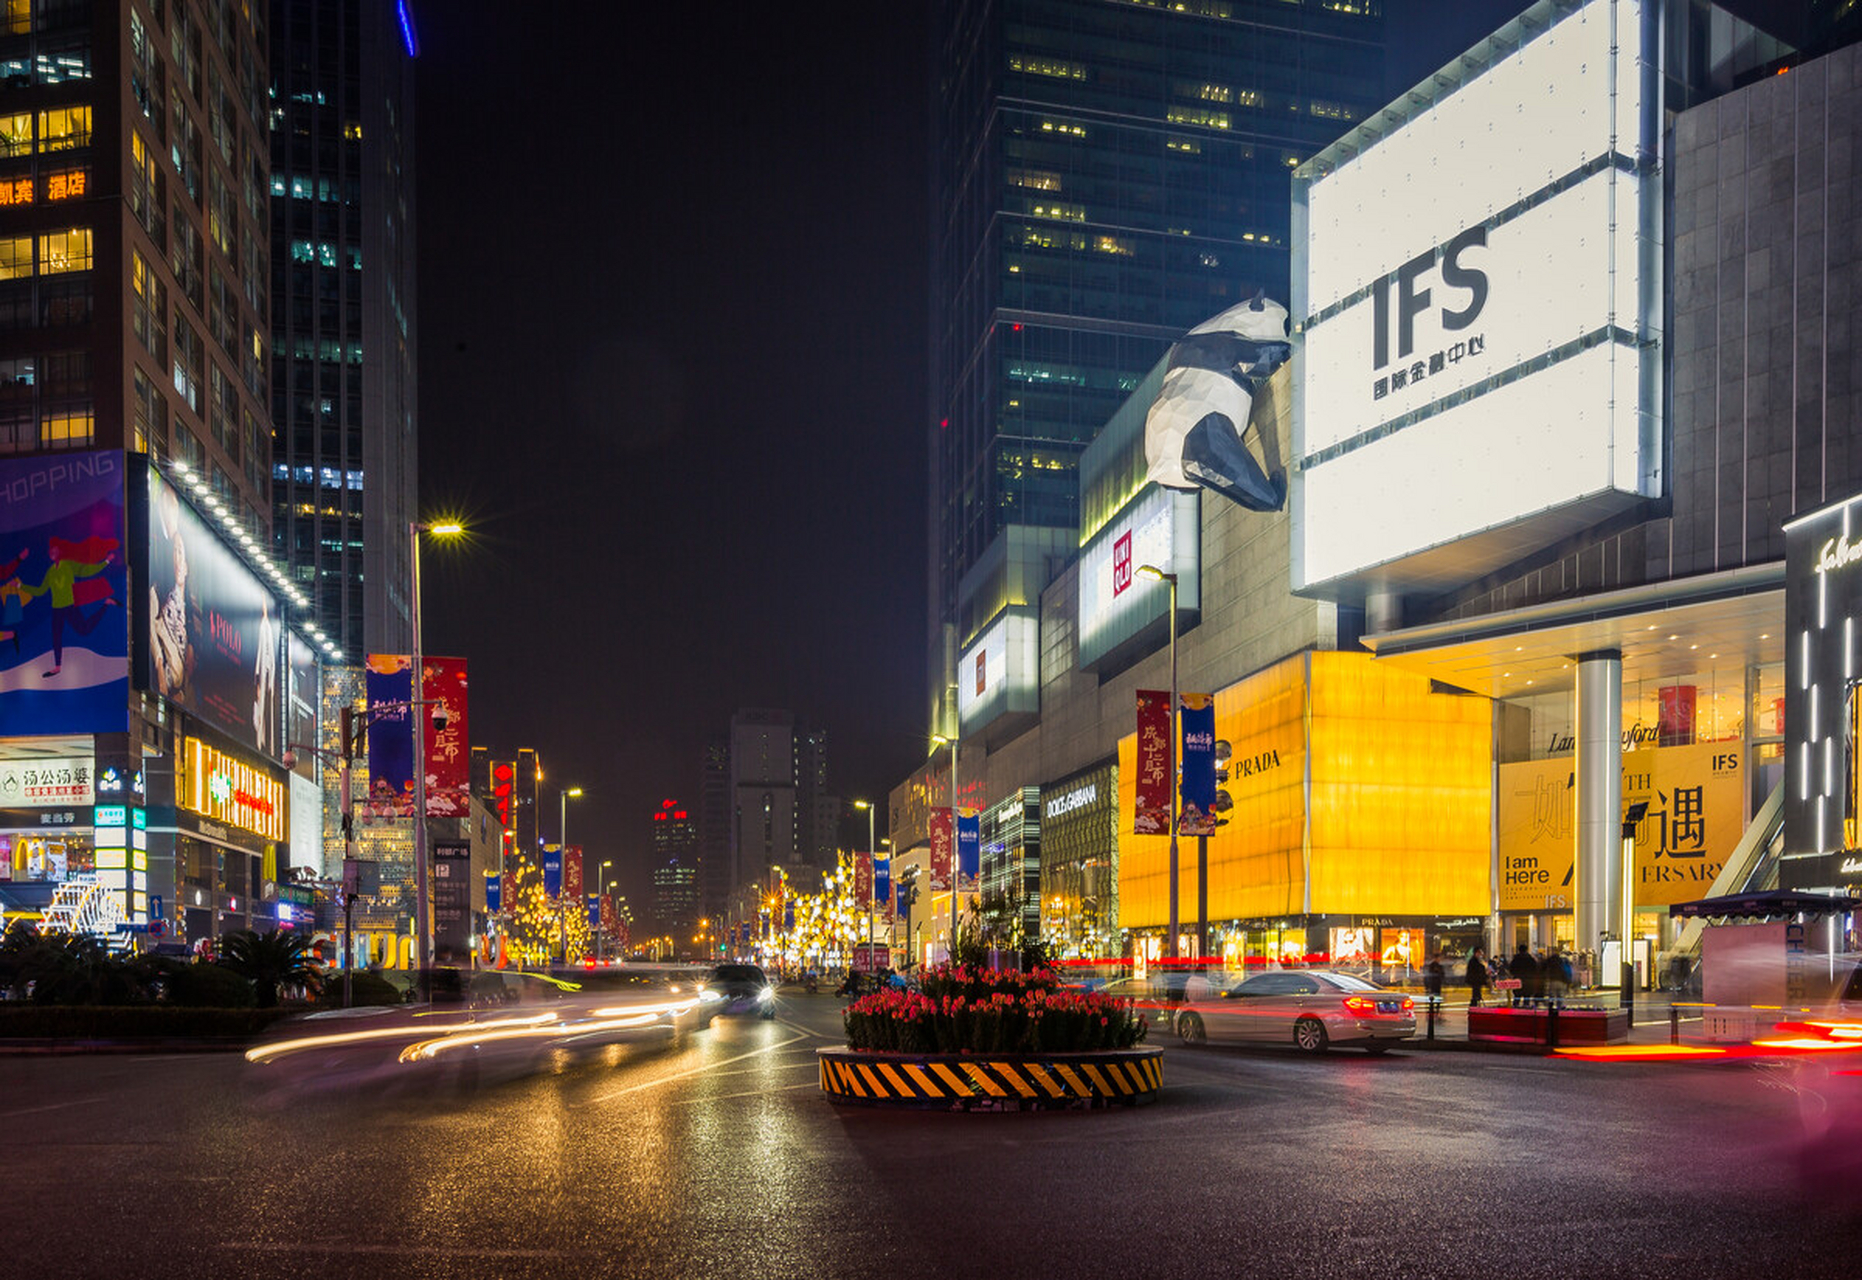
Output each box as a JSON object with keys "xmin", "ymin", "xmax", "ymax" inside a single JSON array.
[{"xmin": 1112, "ymin": 531, "xmax": 1132, "ymax": 596}]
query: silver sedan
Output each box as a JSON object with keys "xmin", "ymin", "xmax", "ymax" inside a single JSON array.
[{"xmin": 1175, "ymin": 969, "xmax": 1415, "ymax": 1054}]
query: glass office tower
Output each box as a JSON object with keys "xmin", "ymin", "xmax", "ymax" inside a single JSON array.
[
  {"xmin": 267, "ymin": 0, "xmax": 416, "ymax": 660},
  {"xmin": 928, "ymin": 0, "xmax": 1385, "ymax": 722}
]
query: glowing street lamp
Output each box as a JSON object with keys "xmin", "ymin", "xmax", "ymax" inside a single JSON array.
[{"xmin": 410, "ymin": 519, "xmax": 464, "ymax": 985}]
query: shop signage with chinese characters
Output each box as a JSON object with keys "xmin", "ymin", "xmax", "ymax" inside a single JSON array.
[
  {"xmin": 0, "ymin": 757, "xmax": 94, "ymax": 808},
  {"xmin": 179, "ymin": 737, "xmax": 286, "ymax": 843},
  {"xmin": 1496, "ymin": 742, "xmax": 1740, "ymax": 911}
]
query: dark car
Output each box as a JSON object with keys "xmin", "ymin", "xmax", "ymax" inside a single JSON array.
[{"xmin": 707, "ymin": 963, "xmax": 777, "ymax": 1019}]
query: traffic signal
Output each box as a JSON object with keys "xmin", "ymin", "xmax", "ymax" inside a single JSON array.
[{"xmin": 1212, "ymin": 739, "xmax": 1233, "ymax": 826}]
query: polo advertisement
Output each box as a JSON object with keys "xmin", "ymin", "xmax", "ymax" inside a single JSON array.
[
  {"xmin": 0, "ymin": 450, "xmax": 128, "ymax": 735},
  {"xmin": 138, "ymin": 462, "xmax": 283, "ymax": 759}
]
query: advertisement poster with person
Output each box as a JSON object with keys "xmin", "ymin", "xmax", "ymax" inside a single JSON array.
[
  {"xmin": 0, "ymin": 451, "xmax": 128, "ymax": 734},
  {"xmin": 141, "ymin": 463, "xmax": 284, "ymax": 758}
]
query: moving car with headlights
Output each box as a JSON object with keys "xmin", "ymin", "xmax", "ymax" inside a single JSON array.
[
  {"xmin": 706, "ymin": 962, "xmax": 777, "ymax": 1019},
  {"xmin": 1175, "ymin": 969, "xmax": 1415, "ymax": 1054}
]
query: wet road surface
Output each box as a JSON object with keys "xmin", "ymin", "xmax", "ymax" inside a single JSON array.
[{"xmin": 3, "ymin": 991, "xmax": 1858, "ymax": 1279}]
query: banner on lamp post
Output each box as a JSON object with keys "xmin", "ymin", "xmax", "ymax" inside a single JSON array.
[
  {"xmin": 485, "ymin": 871, "xmax": 501, "ymax": 915},
  {"xmin": 956, "ymin": 811, "xmax": 980, "ymax": 882},
  {"xmin": 854, "ymin": 851, "xmax": 873, "ymax": 904},
  {"xmin": 542, "ymin": 845, "xmax": 562, "ymax": 898},
  {"xmin": 586, "ymin": 894, "xmax": 601, "ymax": 929},
  {"xmin": 364, "ymin": 656, "xmax": 415, "ymax": 817},
  {"xmin": 1178, "ymin": 692, "xmax": 1219, "ymax": 836},
  {"xmin": 1135, "ymin": 689, "xmax": 1172, "ymax": 834},
  {"xmin": 564, "ymin": 846, "xmax": 583, "ymax": 901},
  {"xmin": 420, "ymin": 656, "xmax": 470, "ymax": 816},
  {"xmin": 928, "ymin": 809, "xmax": 953, "ymax": 891},
  {"xmin": 873, "ymin": 856, "xmax": 890, "ymax": 911}
]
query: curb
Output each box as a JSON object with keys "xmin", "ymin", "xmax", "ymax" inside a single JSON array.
[{"xmin": 819, "ymin": 1046, "xmax": 1162, "ymax": 1110}]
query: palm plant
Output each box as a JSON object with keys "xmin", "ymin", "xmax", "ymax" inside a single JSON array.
[{"xmin": 218, "ymin": 929, "xmax": 323, "ymax": 1008}]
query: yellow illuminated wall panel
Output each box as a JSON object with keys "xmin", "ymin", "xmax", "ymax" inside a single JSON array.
[{"xmin": 1307, "ymin": 652, "xmax": 1492, "ymax": 915}]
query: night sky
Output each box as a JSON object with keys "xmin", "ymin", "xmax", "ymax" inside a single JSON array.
[{"xmin": 408, "ymin": 1, "xmax": 1530, "ymax": 906}]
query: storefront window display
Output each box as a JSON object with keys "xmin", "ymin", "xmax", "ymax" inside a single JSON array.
[{"xmin": 1039, "ymin": 763, "xmax": 1119, "ymax": 959}]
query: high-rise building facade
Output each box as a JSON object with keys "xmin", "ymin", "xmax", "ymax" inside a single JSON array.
[
  {"xmin": 1, "ymin": 0, "xmax": 274, "ymax": 523},
  {"xmin": 927, "ymin": 0, "xmax": 1386, "ymax": 727},
  {"xmin": 651, "ymin": 798, "xmax": 699, "ymax": 940},
  {"xmin": 729, "ymin": 708, "xmax": 796, "ymax": 888},
  {"xmin": 267, "ymin": 0, "xmax": 417, "ymax": 660},
  {"xmin": 697, "ymin": 735, "xmax": 730, "ymax": 916}
]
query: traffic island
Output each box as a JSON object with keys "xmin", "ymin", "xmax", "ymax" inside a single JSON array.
[
  {"xmin": 823, "ymin": 964, "xmax": 1157, "ymax": 1111},
  {"xmin": 818, "ymin": 1045, "xmax": 1162, "ymax": 1110},
  {"xmin": 1468, "ymin": 1004, "xmax": 1629, "ymax": 1048}
]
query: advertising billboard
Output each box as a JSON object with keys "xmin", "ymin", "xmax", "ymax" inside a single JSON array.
[
  {"xmin": 365, "ymin": 655, "xmax": 414, "ymax": 817},
  {"xmin": 285, "ymin": 631, "xmax": 318, "ymax": 780},
  {"xmin": 139, "ymin": 461, "xmax": 284, "ymax": 756},
  {"xmin": 1496, "ymin": 742, "xmax": 1741, "ymax": 911},
  {"xmin": 1077, "ymin": 486, "xmax": 1199, "ymax": 670},
  {"xmin": 1292, "ymin": 0, "xmax": 1660, "ymax": 594},
  {"xmin": 0, "ymin": 450, "xmax": 128, "ymax": 734},
  {"xmin": 957, "ymin": 607, "xmax": 1038, "ymax": 736}
]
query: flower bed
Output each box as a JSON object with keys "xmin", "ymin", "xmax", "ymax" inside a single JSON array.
[{"xmin": 842, "ymin": 965, "xmax": 1147, "ymax": 1055}]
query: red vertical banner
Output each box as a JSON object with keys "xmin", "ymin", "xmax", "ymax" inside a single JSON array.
[
  {"xmin": 564, "ymin": 844, "xmax": 583, "ymax": 901},
  {"xmin": 1135, "ymin": 689, "xmax": 1172, "ymax": 834},
  {"xmin": 1657, "ymin": 684, "xmax": 1696, "ymax": 746},
  {"xmin": 423, "ymin": 656, "xmax": 470, "ymax": 816},
  {"xmin": 853, "ymin": 851, "xmax": 873, "ymax": 904},
  {"xmin": 929, "ymin": 809, "xmax": 953, "ymax": 891}
]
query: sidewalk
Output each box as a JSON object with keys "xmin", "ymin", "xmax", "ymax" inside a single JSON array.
[{"xmin": 1402, "ymin": 991, "xmax": 1732, "ymax": 1053}]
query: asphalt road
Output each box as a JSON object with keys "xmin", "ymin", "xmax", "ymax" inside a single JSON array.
[{"xmin": 3, "ymin": 992, "xmax": 1859, "ymax": 1279}]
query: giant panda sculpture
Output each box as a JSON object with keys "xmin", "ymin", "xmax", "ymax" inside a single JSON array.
[{"xmin": 1143, "ymin": 293, "xmax": 1292, "ymax": 511}]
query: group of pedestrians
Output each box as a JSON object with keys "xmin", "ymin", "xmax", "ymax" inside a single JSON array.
[{"xmin": 1460, "ymin": 943, "xmax": 1578, "ymax": 1007}]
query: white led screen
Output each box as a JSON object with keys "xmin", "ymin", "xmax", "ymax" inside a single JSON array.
[
  {"xmin": 1292, "ymin": 0, "xmax": 1659, "ymax": 594},
  {"xmin": 1078, "ymin": 487, "xmax": 1199, "ymax": 670},
  {"xmin": 959, "ymin": 608, "xmax": 1039, "ymax": 735}
]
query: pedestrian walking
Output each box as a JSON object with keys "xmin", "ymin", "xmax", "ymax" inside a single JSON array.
[
  {"xmin": 1464, "ymin": 947, "xmax": 1489, "ymax": 1007},
  {"xmin": 1509, "ymin": 943, "xmax": 1539, "ymax": 1005}
]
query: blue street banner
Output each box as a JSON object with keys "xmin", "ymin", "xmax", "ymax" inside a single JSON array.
[
  {"xmin": 1178, "ymin": 692, "xmax": 1218, "ymax": 836},
  {"xmin": 873, "ymin": 856, "xmax": 890, "ymax": 909},
  {"xmin": 543, "ymin": 845, "xmax": 563, "ymax": 898},
  {"xmin": 485, "ymin": 872, "xmax": 501, "ymax": 914},
  {"xmin": 895, "ymin": 881, "xmax": 908, "ymax": 916},
  {"xmin": 956, "ymin": 812, "xmax": 980, "ymax": 880},
  {"xmin": 1, "ymin": 451, "xmax": 129, "ymax": 735},
  {"xmin": 364, "ymin": 655, "xmax": 414, "ymax": 816},
  {"xmin": 586, "ymin": 893, "xmax": 601, "ymax": 929},
  {"xmin": 783, "ymin": 900, "xmax": 795, "ymax": 932}
]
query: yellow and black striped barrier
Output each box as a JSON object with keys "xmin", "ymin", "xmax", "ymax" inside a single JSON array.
[{"xmin": 818, "ymin": 1047, "xmax": 1163, "ymax": 1110}]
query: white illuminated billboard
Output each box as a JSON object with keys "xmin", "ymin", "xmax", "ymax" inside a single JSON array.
[
  {"xmin": 958, "ymin": 608, "xmax": 1039, "ymax": 735},
  {"xmin": 1291, "ymin": 0, "xmax": 1661, "ymax": 594},
  {"xmin": 1078, "ymin": 487, "xmax": 1199, "ymax": 670}
]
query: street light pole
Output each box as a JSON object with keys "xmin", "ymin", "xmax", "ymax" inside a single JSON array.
[
  {"xmin": 855, "ymin": 800, "xmax": 876, "ymax": 975},
  {"xmin": 1139, "ymin": 565, "xmax": 1179, "ymax": 961},
  {"xmin": 596, "ymin": 859, "xmax": 612, "ymax": 962},
  {"xmin": 408, "ymin": 520, "xmax": 462, "ymax": 990},
  {"xmin": 557, "ymin": 786, "xmax": 582, "ymax": 963}
]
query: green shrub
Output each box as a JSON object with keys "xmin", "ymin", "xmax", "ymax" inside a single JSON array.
[
  {"xmin": 314, "ymin": 970, "xmax": 405, "ymax": 1008},
  {"xmin": 164, "ymin": 963, "xmax": 256, "ymax": 1008}
]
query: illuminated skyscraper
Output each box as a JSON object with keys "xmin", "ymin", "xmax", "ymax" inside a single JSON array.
[
  {"xmin": 926, "ymin": 0, "xmax": 1385, "ymax": 728},
  {"xmin": 267, "ymin": 0, "xmax": 419, "ymax": 659}
]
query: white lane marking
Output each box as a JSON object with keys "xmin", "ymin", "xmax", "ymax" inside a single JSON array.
[
  {"xmin": 223, "ymin": 1242, "xmax": 587, "ymax": 1259},
  {"xmin": 580, "ymin": 1034, "xmax": 803, "ymax": 1105},
  {"xmin": 0, "ymin": 1098, "xmax": 93, "ymax": 1119},
  {"xmin": 778, "ymin": 1018, "xmax": 836, "ymax": 1039},
  {"xmin": 666, "ymin": 1080, "xmax": 820, "ymax": 1105}
]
